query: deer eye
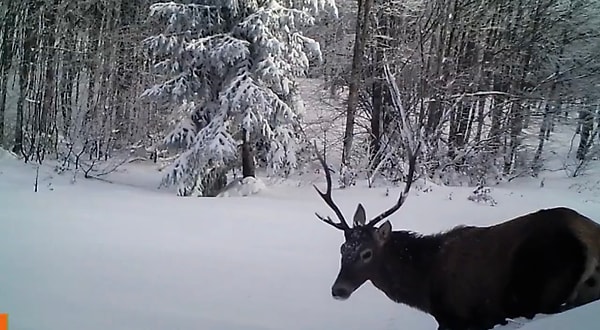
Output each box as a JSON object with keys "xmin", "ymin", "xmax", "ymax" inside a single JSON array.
[{"xmin": 360, "ymin": 249, "xmax": 373, "ymax": 262}]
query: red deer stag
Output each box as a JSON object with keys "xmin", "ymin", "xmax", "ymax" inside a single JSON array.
[{"xmin": 312, "ymin": 147, "xmax": 600, "ymax": 330}]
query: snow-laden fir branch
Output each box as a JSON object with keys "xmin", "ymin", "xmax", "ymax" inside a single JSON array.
[
  {"xmin": 144, "ymin": 0, "xmax": 337, "ymax": 196},
  {"xmin": 149, "ymin": 2, "xmax": 224, "ymax": 36}
]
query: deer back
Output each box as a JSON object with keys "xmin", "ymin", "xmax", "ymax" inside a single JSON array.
[{"xmin": 428, "ymin": 207, "xmax": 600, "ymax": 326}]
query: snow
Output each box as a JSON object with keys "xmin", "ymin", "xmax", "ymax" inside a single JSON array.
[
  {"xmin": 218, "ymin": 176, "xmax": 268, "ymax": 197},
  {"xmin": 1, "ymin": 144, "xmax": 600, "ymax": 330}
]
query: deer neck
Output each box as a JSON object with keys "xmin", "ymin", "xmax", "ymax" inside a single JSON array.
[{"xmin": 369, "ymin": 230, "xmax": 442, "ymax": 313}]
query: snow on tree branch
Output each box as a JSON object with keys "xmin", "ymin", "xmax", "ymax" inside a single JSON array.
[
  {"xmin": 143, "ymin": 0, "xmax": 337, "ymax": 196},
  {"xmin": 149, "ymin": 2, "xmax": 224, "ymax": 36}
]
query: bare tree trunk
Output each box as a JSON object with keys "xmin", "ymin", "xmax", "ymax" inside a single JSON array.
[
  {"xmin": 14, "ymin": 2, "xmax": 40, "ymax": 156},
  {"xmin": 241, "ymin": 129, "xmax": 255, "ymax": 178},
  {"xmin": 532, "ymin": 67, "xmax": 560, "ymax": 173},
  {"xmin": 576, "ymin": 106, "xmax": 594, "ymax": 160},
  {"xmin": 0, "ymin": 75, "xmax": 5, "ymax": 144},
  {"xmin": 342, "ymin": 0, "xmax": 373, "ymax": 166},
  {"xmin": 39, "ymin": 0, "xmax": 59, "ymax": 162},
  {"xmin": 369, "ymin": 44, "xmax": 384, "ymax": 174},
  {"xmin": 474, "ymin": 98, "xmax": 485, "ymax": 143},
  {"xmin": 488, "ymin": 71, "xmax": 506, "ymax": 150},
  {"xmin": 504, "ymin": 0, "xmax": 544, "ymax": 174},
  {"xmin": 449, "ymin": 35, "xmax": 476, "ymax": 154},
  {"xmin": 597, "ymin": 105, "xmax": 600, "ymax": 143},
  {"xmin": 504, "ymin": 100, "xmax": 524, "ymax": 174},
  {"xmin": 0, "ymin": 1, "xmax": 17, "ymax": 146}
]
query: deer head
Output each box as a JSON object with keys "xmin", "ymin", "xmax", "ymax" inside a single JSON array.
[{"xmin": 312, "ymin": 143, "xmax": 419, "ymax": 300}]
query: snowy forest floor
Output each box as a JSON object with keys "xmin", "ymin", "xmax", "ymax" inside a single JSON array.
[{"xmin": 1, "ymin": 78, "xmax": 600, "ymax": 329}]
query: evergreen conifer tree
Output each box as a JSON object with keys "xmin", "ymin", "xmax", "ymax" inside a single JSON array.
[{"xmin": 142, "ymin": 0, "xmax": 337, "ymax": 196}]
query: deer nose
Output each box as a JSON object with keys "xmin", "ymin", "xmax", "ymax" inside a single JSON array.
[{"xmin": 332, "ymin": 285, "xmax": 351, "ymax": 300}]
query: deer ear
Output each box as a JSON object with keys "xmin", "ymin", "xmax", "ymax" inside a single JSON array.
[
  {"xmin": 375, "ymin": 221, "xmax": 392, "ymax": 245},
  {"xmin": 353, "ymin": 203, "xmax": 366, "ymax": 227}
]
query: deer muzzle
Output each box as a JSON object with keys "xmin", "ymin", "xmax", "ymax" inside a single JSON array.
[
  {"xmin": 332, "ymin": 282, "xmax": 352, "ymax": 300},
  {"xmin": 331, "ymin": 269, "xmax": 357, "ymax": 300}
]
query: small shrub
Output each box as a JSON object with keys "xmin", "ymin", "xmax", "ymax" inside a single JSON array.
[{"xmin": 467, "ymin": 185, "xmax": 497, "ymax": 206}]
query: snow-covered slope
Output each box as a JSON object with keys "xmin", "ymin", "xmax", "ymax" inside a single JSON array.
[{"xmin": 1, "ymin": 149, "xmax": 599, "ymax": 329}]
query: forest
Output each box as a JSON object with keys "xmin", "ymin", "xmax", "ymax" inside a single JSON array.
[{"xmin": 1, "ymin": 0, "xmax": 599, "ymax": 196}]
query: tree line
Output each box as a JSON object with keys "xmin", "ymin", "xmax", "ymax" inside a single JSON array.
[
  {"xmin": 1, "ymin": 0, "xmax": 599, "ymax": 195},
  {"xmin": 315, "ymin": 0, "xmax": 600, "ymax": 185}
]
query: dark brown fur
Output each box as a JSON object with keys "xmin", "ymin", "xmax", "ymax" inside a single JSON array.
[
  {"xmin": 332, "ymin": 207, "xmax": 600, "ymax": 330},
  {"xmin": 311, "ymin": 145, "xmax": 600, "ymax": 329}
]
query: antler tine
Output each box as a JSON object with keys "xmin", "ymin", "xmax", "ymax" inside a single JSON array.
[
  {"xmin": 367, "ymin": 142, "xmax": 422, "ymax": 228},
  {"xmin": 312, "ymin": 142, "xmax": 350, "ymax": 231},
  {"xmin": 315, "ymin": 213, "xmax": 348, "ymax": 231}
]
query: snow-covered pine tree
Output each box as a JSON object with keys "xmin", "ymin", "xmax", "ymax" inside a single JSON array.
[{"xmin": 142, "ymin": 0, "xmax": 337, "ymax": 196}]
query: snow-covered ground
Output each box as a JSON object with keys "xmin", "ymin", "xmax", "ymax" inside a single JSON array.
[
  {"xmin": 1, "ymin": 77, "xmax": 599, "ymax": 329},
  {"xmin": 1, "ymin": 140, "xmax": 600, "ymax": 329}
]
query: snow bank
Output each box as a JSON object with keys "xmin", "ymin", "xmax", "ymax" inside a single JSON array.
[
  {"xmin": 217, "ymin": 176, "xmax": 267, "ymax": 197},
  {"xmin": 1, "ymin": 158, "xmax": 599, "ymax": 330},
  {"xmin": 0, "ymin": 147, "xmax": 16, "ymax": 161}
]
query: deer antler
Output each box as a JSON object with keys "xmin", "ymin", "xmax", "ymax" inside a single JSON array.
[
  {"xmin": 313, "ymin": 142, "xmax": 349, "ymax": 231},
  {"xmin": 366, "ymin": 142, "xmax": 421, "ymax": 228}
]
